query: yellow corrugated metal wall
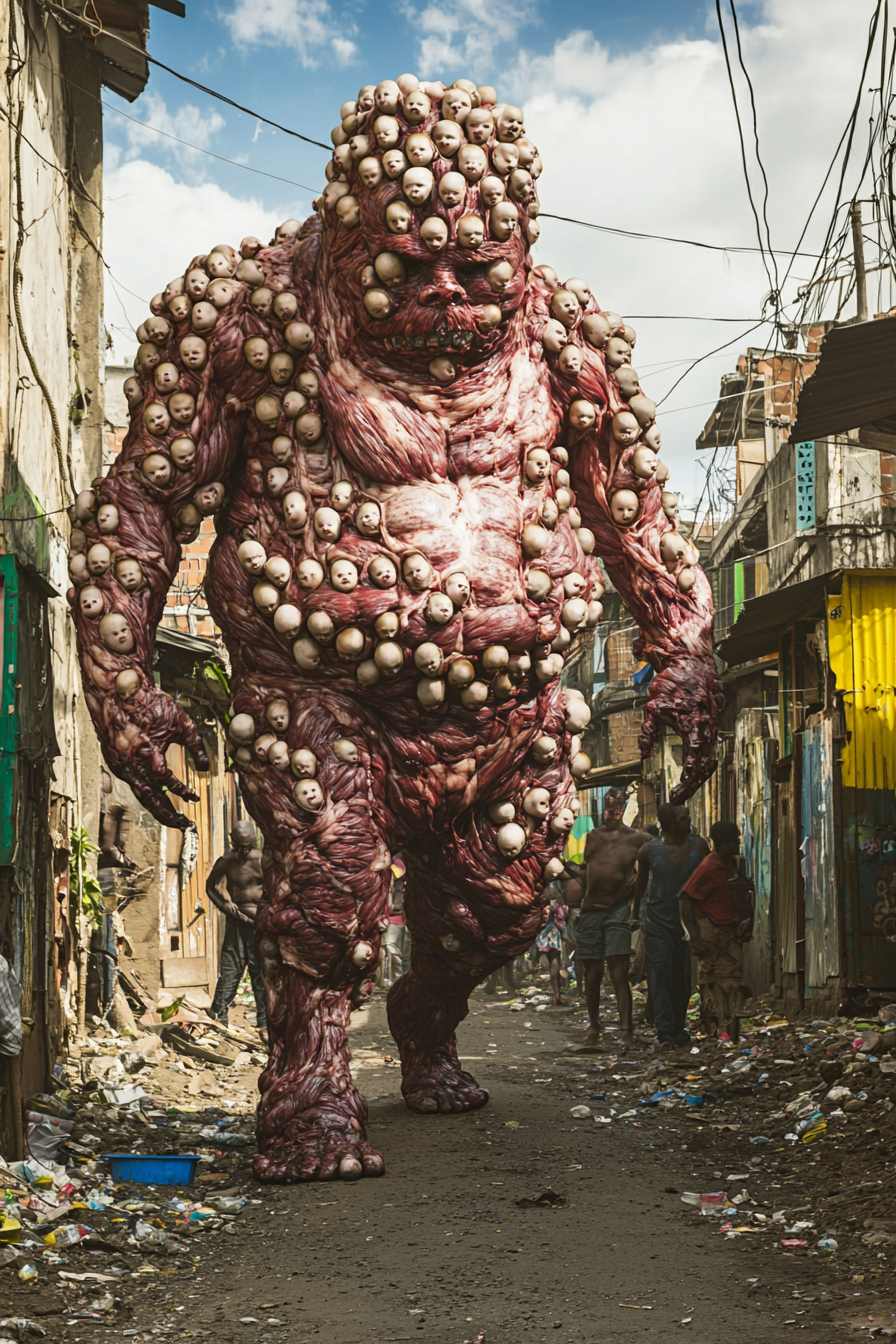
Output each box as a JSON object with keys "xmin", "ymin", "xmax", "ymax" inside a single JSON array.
[{"xmin": 827, "ymin": 571, "xmax": 896, "ymax": 789}]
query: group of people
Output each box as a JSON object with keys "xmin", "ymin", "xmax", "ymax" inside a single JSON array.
[
  {"xmin": 547, "ymin": 789, "xmax": 754, "ymax": 1050},
  {"xmin": 203, "ymin": 789, "xmax": 754, "ymax": 1055}
]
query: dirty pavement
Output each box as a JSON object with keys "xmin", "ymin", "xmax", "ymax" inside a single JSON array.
[{"xmin": 3, "ymin": 979, "xmax": 896, "ymax": 1343}]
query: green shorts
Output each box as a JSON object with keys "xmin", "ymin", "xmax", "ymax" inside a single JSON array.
[{"xmin": 577, "ymin": 905, "xmax": 632, "ymax": 961}]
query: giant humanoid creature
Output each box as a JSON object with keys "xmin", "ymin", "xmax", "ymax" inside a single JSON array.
[{"xmin": 68, "ymin": 75, "xmax": 722, "ymax": 1182}]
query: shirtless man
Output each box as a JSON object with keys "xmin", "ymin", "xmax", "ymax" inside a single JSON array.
[
  {"xmin": 572, "ymin": 789, "xmax": 652, "ymax": 1048},
  {"xmin": 207, "ymin": 820, "xmax": 267, "ymax": 1041}
]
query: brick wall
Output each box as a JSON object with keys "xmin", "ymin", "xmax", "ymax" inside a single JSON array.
[{"xmin": 607, "ymin": 708, "xmax": 644, "ymax": 763}]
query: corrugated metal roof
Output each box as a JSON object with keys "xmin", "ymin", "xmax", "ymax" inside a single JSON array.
[
  {"xmin": 789, "ymin": 316, "xmax": 896, "ymax": 444},
  {"xmin": 827, "ymin": 571, "xmax": 896, "ymax": 789},
  {"xmin": 716, "ymin": 571, "xmax": 838, "ymax": 666}
]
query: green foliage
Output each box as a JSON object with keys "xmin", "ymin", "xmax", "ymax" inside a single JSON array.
[
  {"xmin": 193, "ymin": 657, "xmax": 231, "ymax": 728},
  {"xmin": 159, "ymin": 995, "xmax": 184, "ymax": 1022},
  {"xmin": 69, "ymin": 826, "xmax": 104, "ymax": 926}
]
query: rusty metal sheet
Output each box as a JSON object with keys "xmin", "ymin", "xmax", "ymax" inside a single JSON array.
[
  {"xmin": 789, "ymin": 315, "xmax": 896, "ymax": 443},
  {"xmin": 827, "ymin": 571, "xmax": 896, "ymax": 789},
  {"xmin": 841, "ymin": 787, "xmax": 896, "ymax": 988},
  {"xmin": 801, "ymin": 720, "xmax": 840, "ymax": 993}
]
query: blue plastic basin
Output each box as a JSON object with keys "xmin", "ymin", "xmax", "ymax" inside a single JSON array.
[{"xmin": 103, "ymin": 1154, "xmax": 202, "ymax": 1186}]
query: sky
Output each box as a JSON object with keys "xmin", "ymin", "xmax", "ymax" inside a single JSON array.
[{"xmin": 101, "ymin": 0, "xmax": 889, "ymax": 512}]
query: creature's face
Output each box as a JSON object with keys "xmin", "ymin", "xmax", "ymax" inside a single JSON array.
[{"xmin": 322, "ymin": 95, "xmax": 534, "ymax": 382}]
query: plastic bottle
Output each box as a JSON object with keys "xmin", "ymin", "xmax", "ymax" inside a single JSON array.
[
  {"xmin": 44, "ymin": 1225, "xmax": 85, "ymax": 1247},
  {"xmin": 134, "ymin": 1219, "xmax": 167, "ymax": 1245}
]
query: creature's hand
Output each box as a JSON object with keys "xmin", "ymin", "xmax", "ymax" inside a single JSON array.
[
  {"xmin": 98, "ymin": 684, "xmax": 209, "ymax": 831},
  {"xmin": 638, "ymin": 652, "xmax": 722, "ymax": 803}
]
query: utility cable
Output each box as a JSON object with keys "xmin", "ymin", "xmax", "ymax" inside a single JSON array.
[
  {"xmin": 540, "ymin": 212, "xmax": 821, "ymax": 260},
  {"xmin": 727, "ymin": 0, "xmax": 779, "ymax": 298},
  {"xmin": 654, "ymin": 320, "xmax": 768, "ymax": 408},
  {"xmin": 102, "ymin": 101, "xmax": 318, "ymax": 193},
  {"xmin": 715, "ymin": 0, "xmax": 776, "ymax": 304},
  {"xmin": 39, "ymin": 0, "xmax": 331, "ymax": 151}
]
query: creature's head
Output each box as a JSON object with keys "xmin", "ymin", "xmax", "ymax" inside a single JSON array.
[{"xmin": 316, "ymin": 77, "xmax": 540, "ymax": 383}]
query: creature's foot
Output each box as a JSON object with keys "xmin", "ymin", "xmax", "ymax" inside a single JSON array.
[
  {"xmin": 401, "ymin": 1041, "xmax": 489, "ymax": 1115},
  {"xmin": 254, "ymin": 1113, "xmax": 385, "ymax": 1183}
]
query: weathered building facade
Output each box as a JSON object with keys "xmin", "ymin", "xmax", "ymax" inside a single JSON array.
[{"xmin": 0, "ymin": 0, "xmax": 188, "ymax": 1146}]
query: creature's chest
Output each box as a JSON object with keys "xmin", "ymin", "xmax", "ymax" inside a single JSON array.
[{"xmin": 318, "ymin": 355, "xmax": 559, "ymax": 489}]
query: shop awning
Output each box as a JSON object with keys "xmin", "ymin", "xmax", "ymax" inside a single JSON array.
[
  {"xmin": 716, "ymin": 570, "xmax": 839, "ymax": 666},
  {"xmin": 789, "ymin": 316, "xmax": 896, "ymax": 444}
]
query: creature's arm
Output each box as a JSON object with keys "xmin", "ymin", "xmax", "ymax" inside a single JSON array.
[
  {"xmin": 67, "ymin": 243, "xmax": 268, "ymax": 828},
  {"xmin": 534, "ymin": 284, "xmax": 723, "ymax": 802}
]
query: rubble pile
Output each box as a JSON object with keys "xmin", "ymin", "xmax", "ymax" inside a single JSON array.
[{"xmin": 0, "ymin": 1002, "xmax": 269, "ymax": 1326}]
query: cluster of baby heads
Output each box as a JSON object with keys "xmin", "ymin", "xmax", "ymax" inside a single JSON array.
[
  {"xmin": 124, "ymin": 230, "xmax": 319, "ymax": 538},
  {"xmin": 531, "ymin": 271, "xmax": 694, "ymax": 588},
  {"xmin": 319, "ymin": 76, "xmax": 540, "ymax": 383},
  {"xmin": 67, "ymin": 490, "xmax": 149, "ymax": 678},
  {"xmin": 485, "ymin": 690, "xmax": 592, "ymax": 864}
]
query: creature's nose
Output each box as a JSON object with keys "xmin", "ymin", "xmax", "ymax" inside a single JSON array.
[{"xmin": 418, "ymin": 278, "xmax": 465, "ymax": 307}]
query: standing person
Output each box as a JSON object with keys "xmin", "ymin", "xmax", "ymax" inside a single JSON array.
[
  {"xmin": 207, "ymin": 820, "xmax": 267, "ymax": 1042},
  {"xmin": 558, "ymin": 862, "xmax": 586, "ymax": 999},
  {"xmin": 382, "ymin": 861, "xmax": 411, "ymax": 986},
  {"xmin": 634, "ymin": 804, "xmax": 708, "ymax": 1050},
  {"xmin": 574, "ymin": 790, "xmax": 653, "ymax": 1049},
  {"xmin": 534, "ymin": 894, "xmax": 567, "ymax": 1005},
  {"xmin": 679, "ymin": 820, "xmax": 754, "ymax": 1042}
]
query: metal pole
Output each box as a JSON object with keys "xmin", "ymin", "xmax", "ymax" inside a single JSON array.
[{"xmin": 851, "ymin": 201, "xmax": 868, "ymax": 322}]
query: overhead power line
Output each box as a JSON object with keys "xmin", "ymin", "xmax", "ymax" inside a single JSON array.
[
  {"xmin": 715, "ymin": 0, "xmax": 777, "ymax": 304},
  {"xmin": 540, "ymin": 212, "xmax": 822, "ymax": 260},
  {"xmin": 103, "ymin": 101, "xmax": 318, "ymax": 193},
  {"xmin": 40, "ymin": 0, "xmax": 331, "ymax": 151}
]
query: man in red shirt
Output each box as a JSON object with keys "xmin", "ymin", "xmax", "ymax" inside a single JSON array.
[{"xmin": 679, "ymin": 820, "xmax": 753, "ymax": 1042}]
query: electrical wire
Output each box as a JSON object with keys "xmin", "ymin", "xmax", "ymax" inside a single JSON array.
[
  {"xmin": 715, "ymin": 0, "xmax": 777, "ymax": 305},
  {"xmin": 727, "ymin": 0, "xmax": 780, "ymax": 300},
  {"xmin": 540, "ymin": 211, "xmax": 821, "ymax": 260},
  {"xmin": 39, "ymin": 0, "xmax": 332, "ymax": 152},
  {"xmin": 654, "ymin": 320, "xmax": 768, "ymax": 408},
  {"xmin": 102, "ymin": 101, "xmax": 318, "ymax": 193}
]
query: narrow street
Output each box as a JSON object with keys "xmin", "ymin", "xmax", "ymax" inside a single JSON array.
[{"xmin": 12, "ymin": 988, "xmax": 896, "ymax": 1343}]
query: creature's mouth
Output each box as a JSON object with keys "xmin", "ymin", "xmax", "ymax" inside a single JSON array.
[{"xmin": 380, "ymin": 328, "xmax": 481, "ymax": 352}]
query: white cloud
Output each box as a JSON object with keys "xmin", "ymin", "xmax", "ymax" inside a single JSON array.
[
  {"xmin": 411, "ymin": 0, "xmax": 538, "ymax": 81},
  {"xmin": 103, "ymin": 159, "xmax": 296, "ymax": 363},
  {"xmin": 495, "ymin": 0, "xmax": 886, "ymax": 507},
  {"xmin": 223, "ymin": 0, "xmax": 357, "ymax": 67},
  {"xmin": 111, "ymin": 92, "xmax": 225, "ymax": 170}
]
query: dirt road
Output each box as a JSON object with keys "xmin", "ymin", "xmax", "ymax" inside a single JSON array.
[{"xmin": 115, "ymin": 993, "xmax": 853, "ymax": 1344}]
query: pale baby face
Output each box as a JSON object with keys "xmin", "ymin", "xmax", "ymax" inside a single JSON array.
[{"xmin": 100, "ymin": 612, "xmax": 135, "ymax": 653}]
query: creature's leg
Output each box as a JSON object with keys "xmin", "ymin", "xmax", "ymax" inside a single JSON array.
[
  {"xmin": 210, "ymin": 920, "xmax": 244, "ymax": 1025},
  {"xmin": 388, "ymin": 825, "xmax": 557, "ymax": 1112},
  {"xmin": 233, "ymin": 688, "xmax": 397, "ymax": 1182}
]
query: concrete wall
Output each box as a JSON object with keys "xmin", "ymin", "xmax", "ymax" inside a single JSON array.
[{"xmin": 0, "ymin": 0, "xmax": 107, "ymax": 1114}]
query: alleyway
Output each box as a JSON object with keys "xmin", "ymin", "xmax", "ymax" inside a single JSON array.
[{"xmin": 12, "ymin": 990, "xmax": 896, "ymax": 1343}]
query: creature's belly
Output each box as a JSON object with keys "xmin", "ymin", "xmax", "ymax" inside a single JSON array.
[{"xmin": 376, "ymin": 477, "xmax": 525, "ymax": 607}]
